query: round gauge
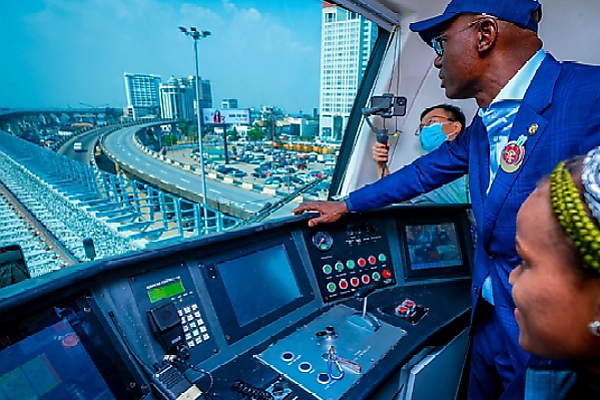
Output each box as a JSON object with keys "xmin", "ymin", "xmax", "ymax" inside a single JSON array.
[{"xmin": 312, "ymin": 231, "xmax": 334, "ymax": 251}]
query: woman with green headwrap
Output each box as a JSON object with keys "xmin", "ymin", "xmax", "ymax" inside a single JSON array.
[{"xmin": 510, "ymin": 147, "xmax": 600, "ymax": 399}]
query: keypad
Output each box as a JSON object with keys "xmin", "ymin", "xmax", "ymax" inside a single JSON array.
[{"xmin": 179, "ymin": 303, "xmax": 209, "ymax": 347}]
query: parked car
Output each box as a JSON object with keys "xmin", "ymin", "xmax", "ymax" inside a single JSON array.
[
  {"xmin": 252, "ymin": 169, "xmax": 275, "ymax": 178},
  {"xmin": 215, "ymin": 165, "xmax": 233, "ymax": 174},
  {"xmin": 264, "ymin": 176, "xmax": 284, "ymax": 185},
  {"xmin": 227, "ymin": 169, "xmax": 247, "ymax": 178}
]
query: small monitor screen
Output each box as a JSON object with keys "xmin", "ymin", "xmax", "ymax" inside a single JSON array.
[
  {"xmin": 0, "ymin": 320, "xmax": 115, "ymax": 399},
  {"xmin": 147, "ymin": 279, "xmax": 185, "ymax": 303},
  {"xmin": 406, "ymin": 223, "xmax": 463, "ymax": 270},
  {"xmin": 217, "ymin": 244, "xmax": 302, "ymax": 327}
]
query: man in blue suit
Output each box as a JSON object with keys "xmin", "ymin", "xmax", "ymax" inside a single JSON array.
[{"xmin": 293, "ymin": 0, "xmax": 600, "ymax": 398}]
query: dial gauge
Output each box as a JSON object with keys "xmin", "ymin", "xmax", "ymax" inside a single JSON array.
[{"xmin": 312, "ymin": 231, "xmax": 334, "ymax": 251}]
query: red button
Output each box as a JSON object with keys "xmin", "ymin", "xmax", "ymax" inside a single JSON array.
[
  {"xmin": 382, "ymin": 269, "xmax": 393, "ymax": 279},
  {"xmin": 396, "ymin": 306, "xmax": 409, "ymax": 316},
  {"xmin": 403, "ymin": 300, "xmax": 415, "ymax": 308},
  {"xmin": 361, "ymin": 275, "xmax": 370, "ymax": 284},
  {"xmin": 339, "ymin": 279, "xmax": 349, "ymax": 290},
  {"xmin": 358, "ymin": 258, "xmax": 366, "ymax": 267},
  {"xmin": 368, "ymin": 256, "xmax": 376, "ymax": 265},
  {"xmin": 350, "ymin": 277, "xmax": 360, "ymax": 287}
]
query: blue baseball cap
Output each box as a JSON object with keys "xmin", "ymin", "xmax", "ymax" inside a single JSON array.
[{"xmin": 409, "ymin": 0, "xmax": 542, "ymax": 44}]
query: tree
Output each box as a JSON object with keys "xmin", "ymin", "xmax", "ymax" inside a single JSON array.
[
  {"xmin": 247, "ymin": 128, "xmax": 265, "ymax": 142},
  {"xmin": 227, "ymin": 127, "xmax": 239, "ymax": 142},
  {"xmin": 164, "ymin": 134, "xmax": 178, "ymax": 146},
  {"xmin": 176, "ymin": 118, "xmax": 192, "ymax": 136}
]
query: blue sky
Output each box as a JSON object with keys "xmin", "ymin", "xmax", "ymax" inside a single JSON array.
[{"xmin": 0, "ymin": 0, "xmax": 323, "ymax": 113}]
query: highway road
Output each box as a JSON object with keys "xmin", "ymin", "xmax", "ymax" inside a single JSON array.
[
  {"xmin": 57, "ymin": 126, "xmax": 111, "ymax": 164},
  {"xmin": 102, "ymin": 125, "xmax": 296, "ymax": 218}
]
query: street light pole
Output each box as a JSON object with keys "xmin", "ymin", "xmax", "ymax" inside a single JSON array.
[{"xmin": 179, "ymin": 26, "xmax": 211, "ymax": 234}]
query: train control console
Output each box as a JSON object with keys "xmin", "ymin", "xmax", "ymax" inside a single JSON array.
[{"xmin": 0, "ymin": 204, "xmax": 474, "ymax": 400}]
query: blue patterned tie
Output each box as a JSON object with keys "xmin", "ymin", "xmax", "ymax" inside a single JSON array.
[
  {"xmin": 477, "ymin": 101, "xmax": 520, "ymax": 306},
  {"xmin": 478, "ymin": 101, "xmax": 520, "ymax": 192}
]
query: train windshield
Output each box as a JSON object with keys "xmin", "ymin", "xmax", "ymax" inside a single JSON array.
[{"xmin": 0, "ymin": 0, "xmax": 381, "ymax": 279}]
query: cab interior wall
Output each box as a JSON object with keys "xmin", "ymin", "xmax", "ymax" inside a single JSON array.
[{"xmin": 336, "ymin": 0, "xmax": 600, "ymax": 195}]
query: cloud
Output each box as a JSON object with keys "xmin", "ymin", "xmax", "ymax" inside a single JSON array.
[{"xmin": 0, "ymin": 0, "xmax": 321, "ymax": 112}]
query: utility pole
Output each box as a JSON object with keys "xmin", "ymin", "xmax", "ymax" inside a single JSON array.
[{"xmin": 179, "ymin": 26, "xmax": 211, "ymax": 233}]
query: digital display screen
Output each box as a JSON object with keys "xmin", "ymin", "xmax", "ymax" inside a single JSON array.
[
  {"xmin": 0, "ymin": 320, "xmax": 115, "ymax": 399},
  {"xmin": 147, "ymin": 279, "xmax": 185, "ymax": 303},
  {"xmin": 217, "ymin": 245, "xmax": 302, "ymax": 327},
  {"xmin": 406, "ymin": 223, "xmax": 463, "ymax": 270}
]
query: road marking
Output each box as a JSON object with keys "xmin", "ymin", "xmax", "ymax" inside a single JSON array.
[
  {"xmin": 209, "ymin": 189, "xmax": 221, "ymax": 194},
  {"xmin": 135, "ymin": 157, "xmax": 140, "ymax": 161},
  {"xmin": 181, "ymin": 179, "xmax": 190, "ymax": 183}
]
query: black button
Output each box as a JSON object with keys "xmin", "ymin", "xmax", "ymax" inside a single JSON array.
[
  {"xmin": 473, "ymin": 286, "xmax": 479, "ymax": 294},
  {"xmin": 299, "ymin": 362, "xmax": 312, "ymax": 372},
  {"xmin": 487, "ymin": 252, "xmax": 496, "ymax": 259},
  {"xmin": 317, "ymin": 373, "xmax": 330, "ymax": 384}
]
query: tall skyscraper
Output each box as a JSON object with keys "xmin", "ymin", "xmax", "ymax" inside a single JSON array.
[
  {"xmin": 123, "ymin": 73, "xmax": 161, "ymax": 120},
  {"xmin": 318, "ymin": 3, "xmax": 377, "ymax": 141},
  {"xmin": 159, "ymin": 76, "xmax": 212, "ymax": 120},
  {"xmin": 221, "ymin": 98, "xmax": 239, "ymax": 109}
]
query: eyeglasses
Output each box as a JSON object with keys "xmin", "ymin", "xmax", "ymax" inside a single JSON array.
[
  {"xmin": 431, "ymin": 15, "xmax": 498, "ymax": 57},
  {"xmin": 415, "ymin": 115, "xmax": 454, "ymax": 136}
]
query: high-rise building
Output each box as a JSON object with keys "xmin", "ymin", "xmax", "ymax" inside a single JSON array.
[
  {"xmin": 123, "ymin": 73, "xmax": 161, "ymax": 120},
  {"xmin": 318, "ymin": 3, "xmax": 377, "ymax": 141},
  {"xmin": 159, "ymin": 76, "xmax": 212, "ymax": 120},
  {"xmin": 189, "ymin": 76, "xmax": 213, "ymax": 111},
  {"xmin": 221, "ymin": 98, "xmax": 239, "ymax": 109}
]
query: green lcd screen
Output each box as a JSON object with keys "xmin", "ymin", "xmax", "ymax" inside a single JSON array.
[{"xmin": 147, "ymin": 280, "xmax": 185, "ymax": 303}]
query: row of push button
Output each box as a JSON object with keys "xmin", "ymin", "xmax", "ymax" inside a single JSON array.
[
  {"xmin": 326, "ymin": 270, "xmax": 392, "ymax": 293},
  {"xmin": 177, "ymin": 303, "xmax": 210, "ymax": 347},
  {"xmin": 322, "ymin": 254, "xmax": 387, "ymax": 274}
]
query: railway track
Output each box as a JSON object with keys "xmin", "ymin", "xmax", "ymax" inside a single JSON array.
[{"xmin": 0, "ymin": 179, "xmax": 78, "ymax": 278}]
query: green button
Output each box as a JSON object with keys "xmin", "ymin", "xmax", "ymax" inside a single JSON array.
[
  {"xmin": 346, "ymin": 260, "xmax": 356, "ymax": 269},
  {"xmin": 372, "ymin": 272, "xmax": 381, "ymax": 281},
  {"xmin": 322, "ymin": 264, "xmax": 333, "ymax": 275},
  {"xmin": 327, "ymin": 283, "xmax": 337, "ymax": 293},
  {"xmin": 378, "ymin": 253, "xmax": 387, "ymax": 262},
  {"xmin": 335, "ymin": 262, "xmax": 344, "ymax": 271}
]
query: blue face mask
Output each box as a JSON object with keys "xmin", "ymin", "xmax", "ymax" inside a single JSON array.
[{"xmin": 419, "ymin": 123, "xmax": 448, "ymax": 153}]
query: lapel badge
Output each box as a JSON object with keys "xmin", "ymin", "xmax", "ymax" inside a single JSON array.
[
  {"xmin": 500, "ymin": 135, "xmax": 528, "ymax": 173},
  {"xmin": 528, "ymin": 123, "xmax": 538, "ymax": 136}
]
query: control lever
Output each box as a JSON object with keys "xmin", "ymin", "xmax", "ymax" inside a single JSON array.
[
  {"xmin": 369, "ymin": 122, "xmax": 389, "ymax": 178},
  {"xmin": 376, "ymin": 131, "xmax": 389, "ymax": 146},
  {"xmin": 347, "ymin": 282, "xmax": 383, "ymax": 332}
]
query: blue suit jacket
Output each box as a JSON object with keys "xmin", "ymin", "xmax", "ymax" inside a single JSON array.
[{"xmin": 349, "ymin": 53, "xmax": 600, "ymax": 366}]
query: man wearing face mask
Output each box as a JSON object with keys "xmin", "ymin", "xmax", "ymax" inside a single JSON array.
[{"xmin": 373, "ymin": 104, "xmax": 469, "ymax": 203}]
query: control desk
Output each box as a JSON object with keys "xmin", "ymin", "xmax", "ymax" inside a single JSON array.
[{"xmin": 0, "ymin": 204, "xmax": 474, "ymax": 400}]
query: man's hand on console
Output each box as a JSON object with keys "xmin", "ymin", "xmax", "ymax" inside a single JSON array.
[{"xmin": 292, "ymin": 200, "xmax": 349, "ymax": 227}]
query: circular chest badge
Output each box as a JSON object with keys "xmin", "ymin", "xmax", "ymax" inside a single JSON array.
[{"xmin": 500, "ymin": 135, "xmax": 528, "ymax": 173}]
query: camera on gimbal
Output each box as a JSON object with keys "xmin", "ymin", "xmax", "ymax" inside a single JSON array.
[{"xmin": 362, "ymin": 93, "xmax": 407, "ymax": 118}]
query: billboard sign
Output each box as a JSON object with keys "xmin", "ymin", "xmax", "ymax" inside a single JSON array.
[{"xmin": 203, "ymin": 108, "xmax": 250, "ymax": 125}]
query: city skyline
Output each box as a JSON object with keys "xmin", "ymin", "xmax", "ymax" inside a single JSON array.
[{"xmin": 0, "ymin": 0, "xmax": 323, "ymax": 114}]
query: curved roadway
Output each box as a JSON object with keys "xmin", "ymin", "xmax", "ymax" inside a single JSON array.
[
  {"xmin": 57, "ymin": 126, "xmax": 112, "ymax": 163},
  {"xmin": 103, "ymin": 125, "xmax": 295, "ymax": 217}
]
